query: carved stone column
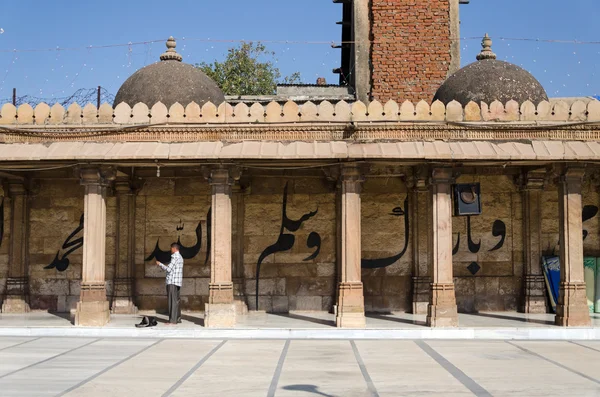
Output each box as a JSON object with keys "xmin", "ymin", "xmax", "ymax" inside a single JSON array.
[
  {"xmin": 410, "ymin": 169, "xmax": 430, "ymax": 315},
  {"xmin": 111, "ymin": 180, "xmax": 138, "ymax": 314},
  {"xmin": 232, "ymin": 181, "xmax": 248, "ymax": 315},
  {"xmin": 1, "ymin": 181, "xmax": 30, "ymax": 313},
  {"xmin": 336, "ymin": 164, "xmax": 366, "ymax": 328},
  {"xmin": 520, "ymin": 169, "xmax": 548, "ymax": 314},
  {"xmin": 204, "ymin": 167, "xmax": 236, "ymax": 328},
  {"xmin": 555, "ymin": 167, "xmax": 591, "ymax": 326},
  {"xmin": 75, "ymin": 167, "xmax": 115, "ymax": 326},
  {"xmin": 427, "ymin": 168, "xmax": 458, "ymax": 327}
]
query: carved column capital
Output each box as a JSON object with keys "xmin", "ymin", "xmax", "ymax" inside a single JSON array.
[
  {"xmin": 80, "ymin": 166, "xmax": 116, "ymax": 187},
  {"xmin": 430, "ymin": 168, "xmax": 454, "ymax": 185},
  {"xmin": 408, "ymin": 166, "xmax": 429, "ymax": 192},
  {"xmin": 113, "ymin": 180, "xmax": 133, "ymax": 195},
  {"xmin": 520, "ymin": 169, "xmax": 547, "ymax": 191},
  {"xmin": 202, "ymin": 166, "xmax": 241, "ymax": 186},
  {"xmin": 560, "ymin": 166, "xmax": 585, "ymax": 186},
  {"xmin": 7, "ymin": 181, "xmax": 27, "ymax": 197}
]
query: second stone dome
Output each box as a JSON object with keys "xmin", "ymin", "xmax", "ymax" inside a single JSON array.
[{"xmin": 433, "ymin": 34, "xmax": 548, "ymax": 106}]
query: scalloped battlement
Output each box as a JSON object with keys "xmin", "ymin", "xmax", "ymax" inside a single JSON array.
[{"xmin": 0, "ymin": 99, "xmax": 599, "ymax": 126}]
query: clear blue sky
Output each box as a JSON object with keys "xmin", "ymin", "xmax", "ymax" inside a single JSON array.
[{"xmin": 0, "ymin": 0, "xmax": 598, "ymax": 101}]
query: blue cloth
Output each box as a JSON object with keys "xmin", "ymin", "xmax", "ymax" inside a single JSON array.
[{"xmin": 542, "ymin": 256, "xmax": 560, "ymax": 313}]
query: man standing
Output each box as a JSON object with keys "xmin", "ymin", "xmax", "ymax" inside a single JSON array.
[{"xmin": 156, "ymin": 243, "xmax": 183, "ymax": 325}]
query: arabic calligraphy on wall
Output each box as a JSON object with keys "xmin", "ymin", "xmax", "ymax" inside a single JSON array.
[
  {"xmin": 361, "ymin": 198, "xmax": 409, "ymax": 269},
  {"xmin": 452, "ymin": 216, "xmax": 508, "ymax": 275},
  {"xmin": 145, "ymin": 207, "xmax": 212, "ymax": 264},
  {"xmin": 45, "ymin": 214, "xmax": 84, "ymax": 272},
  {"xmin": 255, "ymin": 182, "xmax": 322, "ymax": 310},
  {"xmin": 582, "ymin": 205, "xmax": 599, "ymax": 241}
]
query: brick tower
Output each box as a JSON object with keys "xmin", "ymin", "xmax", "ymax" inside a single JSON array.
[{"xmin": 336, "ymin": 0, "xmax": 466, "ymax": 103}]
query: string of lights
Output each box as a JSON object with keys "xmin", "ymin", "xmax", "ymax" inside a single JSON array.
[{"xmin": 1, "ymin": 36, "xmax": 600, "ymax": 54}]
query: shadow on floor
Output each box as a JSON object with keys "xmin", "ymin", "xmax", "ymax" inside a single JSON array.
[
  {"xmin": 47, "ymin": 311, "xmax": 74, "ymax": 325},
  {"xmin": 467, "ymin": 312, "xmax": 555, "ymax": 326},
  {"xmin": 271, "ymin": 312, "xmax": 335, "ymax": 327},
  {"xmin": 181, "ymin": 314, "xmax": 205, "ymax": 327},
  {"xmin": 365, "ymin": 313, "xmax": 427, "ymax": 327},
  {"xmin": 283, "ymin": 385, "xmax": 336, "ymax": 397}
]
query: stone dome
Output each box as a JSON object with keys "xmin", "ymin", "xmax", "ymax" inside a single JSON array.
[
  {"xmin": 433, "ymin": 34, "xmax": 548, "ymax": 106},
  {"xmin": 113, "ymin": 37, "xmax": 225, "ymax": 107}
]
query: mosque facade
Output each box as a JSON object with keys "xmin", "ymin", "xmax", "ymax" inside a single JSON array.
[{"xmin": 0, "ymin": 1, "xmax": 599, "ymax": 328}]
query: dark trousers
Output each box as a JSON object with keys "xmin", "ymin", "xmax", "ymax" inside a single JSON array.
[{"xmin": 167, "ymin": 284, "xmax": 181, "ymax": 324}]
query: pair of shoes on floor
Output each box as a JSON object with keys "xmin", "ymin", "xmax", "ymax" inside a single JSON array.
[{"xmin": 135, "ymin": 316, "xmax": 158, "ymax": 328}]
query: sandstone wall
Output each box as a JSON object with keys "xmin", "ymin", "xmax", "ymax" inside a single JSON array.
[
  {"xmin": 28, "ymin": 178, "xmax": 117, "ymax": 311},
  {"xmin": 11, "ymin": 172, "xmax": 600, "ymax": 314},
  {"xmin": 135, "ymin": 176, "xmax": 211, "ymax": 312},
  {"xmin": 243, "ymin": 177, "xmax": 336, "ymax": 312}
]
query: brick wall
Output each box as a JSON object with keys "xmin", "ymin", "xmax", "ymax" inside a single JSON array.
[{"xmin": 370, "ymin": 0, "xmax": 453, "ymax": 103}]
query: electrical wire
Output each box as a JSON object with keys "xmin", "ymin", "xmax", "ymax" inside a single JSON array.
[{"xmin": 1, "ymin": 36, "xmax": 599, "ymax": 54}]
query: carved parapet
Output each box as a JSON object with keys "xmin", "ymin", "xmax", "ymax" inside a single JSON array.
[{"xmin": 2, "ymin": 99, "xmax": 599, "ymax": 127}]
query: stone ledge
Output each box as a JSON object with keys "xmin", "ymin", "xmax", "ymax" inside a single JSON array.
[
  {"xmin": 2, "ymin": 327, "xmax": 600, "ymax": 340},
  {"xmin": 1, "ymin": 99, "xmax": 598, "ymax": 127}
]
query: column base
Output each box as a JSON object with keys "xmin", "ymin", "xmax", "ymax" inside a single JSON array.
[
  {"xmin": 111, "ymin": 298, "xmax": 138, "ymax": 315},
  {"xmin": 234, "ymin": 299, "xmax": 248, "ymax": 316},
  {"xmin": 1, "ymin": 295, "xmax": 30, "ymax": 313},
  {"xmin": 111, "ymin": 278, "xmax": 138, "ymax": 314},
  {"xmin": 412, "ymin": 276, "xmax": 430, "ymax": 315},
  {"xmin": 2, "ymin": 277, "xmax": 30, "ymax": 313},
  {"xmin": 555, "ymin": 282, "xmax": 591, "ymax": 327},
  {"xmin": 75, "ymin": 301, "xmax": 110, "ymax": 326},
  {"xmin": 426, "ymin": 283, "xmax": 458, "ymax": 327},
  {"xmin": 336, "ymin": 282, "xmax": 366, "ymax": 328},
  {"xmin": 204, "ymin": 303, "xmax": 236, "ymax": 328},
  {"xmin": 522, "ymin": 275, "xmax": 548, "ymax": 314},
  {"xmin": 233, "ymin": 278, "xmax": 248, "ymax": 315}
]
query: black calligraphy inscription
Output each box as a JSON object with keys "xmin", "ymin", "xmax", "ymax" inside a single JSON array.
[
  {"xmin": 361, "ymin": 198, "xmax": 409, "ymax": 269},
  {"xmin": 467, "ymin": 262, "xmax": 481, "ymax": 276},
  {"xmin": 452, "ymin": 233, "xmax": 460, "ymax": 255},
  {"xmin": 452, "ymin": 216, "xmax": 507, "ymax": 276},
  {"xmin": 582, "ymin": 205, "xmax": 599, "ymax": 241},
  {"xmin": 466, "ymin": 216, "xmax": 481, "ymax": 253},
  {"xmin": 488, "ymin": 220, "xmax": 507, "ymax": 251},
  {"xmin": 45, "ymin": 214, "xmax": 84, "ymax": 272},
  {"xmin": 255, "ymin": 182, "xmax": 321, "ymax": 310},
  {"xmin": 303, "ymin": 232, "xmax": 322, "ymax": 261},
  {"xmin": 145, "ymin": 208, "xmax": 210, "ymax": 264}
]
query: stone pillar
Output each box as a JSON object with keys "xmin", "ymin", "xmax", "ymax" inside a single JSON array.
[
  {"xmin": 410, "ymin": 170, "xmax": 430, "ymax": 315},
  {"xmin": 232, "ymin": 182, "xmax": 248, "ymax": 315},
  {"xmin": 75, "ymin": 167, "xmax": 115, "ymax": 326},
  {"xmin": 336, "ymin": 164, "xmax": 366, "ymax": 328},
  {"xmin": 555, "ymin": 167, "xmax": 591, "ymax": 327},
  {"xmin": 111, "ymin": 180, "xmax": 138, "ymax": 314},
  {"xmin": 204, "ymin": 167, "xmax": 236, "ymax": 328},
  {"xmin": 427, "ymin": 168, "xmax": 458, "ymax": 327},
  {"xmin": 1, "ymin": 181, "xmax": 30, "ymax": 313},
  {"xmin": 521, "ymin": 169, "xmax": 548, "ymax": 314}
]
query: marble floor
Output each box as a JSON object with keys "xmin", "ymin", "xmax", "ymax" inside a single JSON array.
[
  {"xmin": 0, "ymin": 336, "xmax": 599, "ymax": 396},
  {"xmin": 2, "ymin": 311, "xmax": 600, "ymax": 330}
]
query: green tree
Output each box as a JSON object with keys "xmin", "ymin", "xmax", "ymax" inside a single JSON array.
[{"xmin": 197, "ymin": 42, "xmax": 301, "ymax": 96}]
